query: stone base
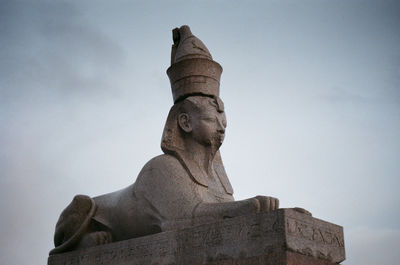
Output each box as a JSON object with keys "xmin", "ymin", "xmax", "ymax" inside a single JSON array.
[{"xmin": 48, "ymin": 209, "xmax": 345, "ymax": 265}]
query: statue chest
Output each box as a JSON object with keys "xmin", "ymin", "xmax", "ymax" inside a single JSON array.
[{"xmin": 194, "ymin": 171, "xmax": 234, "ymax": 203}]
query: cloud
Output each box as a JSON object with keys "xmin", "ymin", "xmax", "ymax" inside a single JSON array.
[
  {"xmin": 0, "ymin": 0, "xmax": 125, "ymax": 106},
  {"xmin": 0, "ymin": 2, "xmax": 129, "ymax": 264}
]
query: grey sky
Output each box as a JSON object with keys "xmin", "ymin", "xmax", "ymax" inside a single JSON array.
[{"xmin": 0, "ymin": 0, "xmax": 399, "ymax": 264}]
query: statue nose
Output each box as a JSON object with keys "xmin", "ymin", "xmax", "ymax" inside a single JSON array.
[{"xmin": 217, "ymin": 120, "xmax": 225, "ymax": 133}]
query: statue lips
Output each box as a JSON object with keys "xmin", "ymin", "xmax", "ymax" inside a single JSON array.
[{"xmin": 218, "ymin": 132, "xmax": 225, "ymax": 143}]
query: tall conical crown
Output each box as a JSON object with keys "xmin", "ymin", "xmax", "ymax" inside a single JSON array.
[{"xmin": 167, "ymin": 25, "xmax": 223, "ymax": 103}]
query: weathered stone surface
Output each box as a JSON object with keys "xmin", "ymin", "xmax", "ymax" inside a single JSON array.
[
  {"xmin": 48, "ymin": 209, "xmax": 345, "ymax": 265},
  {"xmin": 205, "ymin": 252, "xmax": 340, "ymax": 265}
]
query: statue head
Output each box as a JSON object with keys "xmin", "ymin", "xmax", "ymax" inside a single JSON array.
[
  {"xmin": 178, "ymin": 96, "xmax": 226, "ymax": 149},
  {"xmin": 163, "ymin": 25, "xmax": 226, "ymax": 155},
  {"xmin": 161, "ymin": 25, "xmax": 233, "ymax": 194},
  {"xmin": 162, "ymin": 95, "xmax": 226, "ymax": 154},
  {"xmin": 161, "ymin": 95, "xmax": 232, "ymax": 193}
]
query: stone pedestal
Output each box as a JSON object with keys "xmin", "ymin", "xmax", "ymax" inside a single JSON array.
[{"xmin": 48, "ymin": 209, "xmax": 345, "ymax": 265}]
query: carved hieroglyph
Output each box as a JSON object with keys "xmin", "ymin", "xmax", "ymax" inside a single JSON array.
[{"xmin": 50, "ymin": 25, "xmax": 280, "ymax": 255}]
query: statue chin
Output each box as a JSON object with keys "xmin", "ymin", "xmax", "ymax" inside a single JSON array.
[
  {"xmin": 206, "ymin": 137, "xmax": 224, "ymax": 153},
  {"xmin": 214, "ymin": 133, "xmax": 225, "ymax": 148}
]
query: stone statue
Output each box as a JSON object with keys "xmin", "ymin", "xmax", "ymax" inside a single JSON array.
[{"xmin": 50, "ymin": 25, "xmax": 280, "ymax": 255}]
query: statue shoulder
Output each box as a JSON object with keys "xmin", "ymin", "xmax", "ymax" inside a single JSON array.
[
  {"xmin": 144, "ymin": 154, "xmax": 182, "ymax": 170},
  {"xmin": 137, "ymin": 154, "xmax": 187, "ymax": 181}
]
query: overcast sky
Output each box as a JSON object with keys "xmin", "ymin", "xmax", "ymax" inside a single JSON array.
[{"xmin": 0, "ymin": 1, "xmax": 399, "ymax": 264}]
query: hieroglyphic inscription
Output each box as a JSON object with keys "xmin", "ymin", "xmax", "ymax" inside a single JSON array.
[
  {"xmin": 286, "ymin": 217, "xmax": 344, "ymax": 247},
  {"xmin": 99, "ymin": 238, "xmax": 174, "ymax": 263},
  {"xmin": 176, "ymin": 211, "xmax": 284, "ymax": 257},
  {"xmin": 48, "ymin": 235, "xmax": 176, "ymax": 265},
  {"xmin": 48, "ymin": 253, "xmax": 89, "ymax": 265},
  {"xmin": 283, "ymin": 211, "xmax": 345, "ymax": 263}
]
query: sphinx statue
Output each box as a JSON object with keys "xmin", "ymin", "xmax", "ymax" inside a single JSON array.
[{"xmin": 50, "ymin": 25, "xmax": 280, "ymax": 255}]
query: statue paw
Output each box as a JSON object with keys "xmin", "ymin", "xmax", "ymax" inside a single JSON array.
[{"xmin": 255, "ymin": 196, "xmax": 279, "ymax": 212}]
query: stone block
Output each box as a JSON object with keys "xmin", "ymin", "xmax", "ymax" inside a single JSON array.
[{"xmin": 48, "ymin": 208, "xmax": 345, "ymax": 265}]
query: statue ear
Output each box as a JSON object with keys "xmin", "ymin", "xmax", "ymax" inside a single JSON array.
[{"xmin": 178, "ymin": 113, "xmax": 192, "ymax": 133}]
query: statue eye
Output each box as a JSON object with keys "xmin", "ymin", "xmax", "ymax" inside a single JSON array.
[{"xmin": 200, "ymin": 116, "xmax": 214, "ymax": 122}]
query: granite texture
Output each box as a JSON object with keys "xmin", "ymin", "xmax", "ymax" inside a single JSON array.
[{"xmin": 48, "ymin": 209, "xmax": 345, "ymax": 265}]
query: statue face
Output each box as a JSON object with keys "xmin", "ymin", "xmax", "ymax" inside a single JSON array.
[{"xmin": 190, "ymin": 103, "xmax": 227, "ymax": 148}]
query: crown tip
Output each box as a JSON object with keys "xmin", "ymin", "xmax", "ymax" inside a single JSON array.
[{"xmin": 167, "ymin": 26, "xmax": 222, "ymax": 103}]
